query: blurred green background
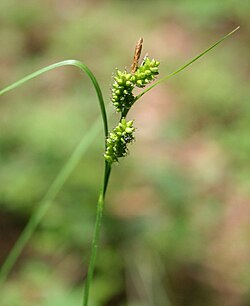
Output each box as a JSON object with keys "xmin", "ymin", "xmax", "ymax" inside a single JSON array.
[{"xmin": 0, "ymin": 1, "xmax": 249, "ymax": 305}]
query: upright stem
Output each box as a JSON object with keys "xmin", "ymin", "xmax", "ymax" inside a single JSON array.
[{"xmin": 82, "ymin": 161, "xmax": 111, "ymax": 306}]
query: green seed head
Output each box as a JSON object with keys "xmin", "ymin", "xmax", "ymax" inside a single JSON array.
[
  {"xmin": 108, "ymin": 54, "xmax": 160, "ymax": 163},
  {"xmin": 104, "ymin": 118, "xmax": 135, "ymax": 164},
  {"xmin": 111, "ymin": 57, "xmax": 160, "ymax": 114}
]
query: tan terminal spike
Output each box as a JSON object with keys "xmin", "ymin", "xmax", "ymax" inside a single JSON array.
[{"xmin": 131, "ymin": 37, "xmax": 143, "ymax": 73}]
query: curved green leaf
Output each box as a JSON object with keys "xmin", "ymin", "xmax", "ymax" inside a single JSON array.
[{"xmin": 0, "ymin": 60, "xmax": 108, "ymax": 284}]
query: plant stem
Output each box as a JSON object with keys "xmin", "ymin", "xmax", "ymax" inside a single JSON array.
[{"xmin": 83, "ymin": 161, "xmax": 111, "ymax": 306}]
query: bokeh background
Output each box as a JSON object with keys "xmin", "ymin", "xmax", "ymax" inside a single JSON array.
[{"xmin": 0, "ymin": 1, "xmax": 249, "ymax": 306}]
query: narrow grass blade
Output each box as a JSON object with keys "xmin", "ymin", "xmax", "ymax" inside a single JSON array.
[
  {"xmin": 0, "ymin": 117, "xmax": 102, "ymax": 284},
  {"xmin": 0, "ymin": 59, "xmax": 109, "ymax": 283},
  {"xmin": 136, "ymin": 26, "xmax": 240, "ymax": 100},
  {"xmin": 0, "ymin": 59, "xmax": 108, "ymax": 138}
]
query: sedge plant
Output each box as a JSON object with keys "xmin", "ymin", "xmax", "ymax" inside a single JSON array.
[{"xmin": 0, "ymin": 27, "xmax": 239, "ymax": 306}]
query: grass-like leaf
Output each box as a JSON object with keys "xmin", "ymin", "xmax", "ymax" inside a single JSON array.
[
  {"xmin": 0, "ymin": 60, "xmax": 108, "ymax": 284},
  {"xmin": 135, "ymin": 26, "xmax": 240, "ymax": 101}
]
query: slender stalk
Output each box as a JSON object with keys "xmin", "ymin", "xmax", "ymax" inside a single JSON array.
[{"xmin": 83, "ymin": 161, "xmax": 111, "ymax": 306}]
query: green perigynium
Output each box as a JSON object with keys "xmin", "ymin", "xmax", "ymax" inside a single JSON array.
[
  {"xmin": 104, "ymin": 118, "xmax": 135, "ymax": 164},
  {"xmin": 107, "ymin": 56, "xmax": 160, "ymax": 164},
  {"xmin": 111, "ymin": 57, "xmax": 160, "ymax": 114},
  {"xmin": 133, "ymin": 57, "xmax": 160, "ymax": 88},
  {"xmin": 111, "ymin": 70, "xmax": 135, "ymax": 113}
]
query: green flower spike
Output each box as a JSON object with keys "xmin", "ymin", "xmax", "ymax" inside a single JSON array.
[
  {"xmin": 132, "ymin": 57, "xmax": 160, "ymax": 88},
  {"xmin": 111, "ymin": 58, "xmax": 160, "ymax": 114},
  {"xmin": 104, "ymin": 118, "xmax": 135, "ymax": 164},
  {"xmin": 111, "ymin": 70, "xmax": 135, "ymax": 113}
]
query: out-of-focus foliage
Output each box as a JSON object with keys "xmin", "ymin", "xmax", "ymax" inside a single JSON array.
[{"xmin": 0, "ymin": 1, "xmax": 249, "ymax": 306}]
